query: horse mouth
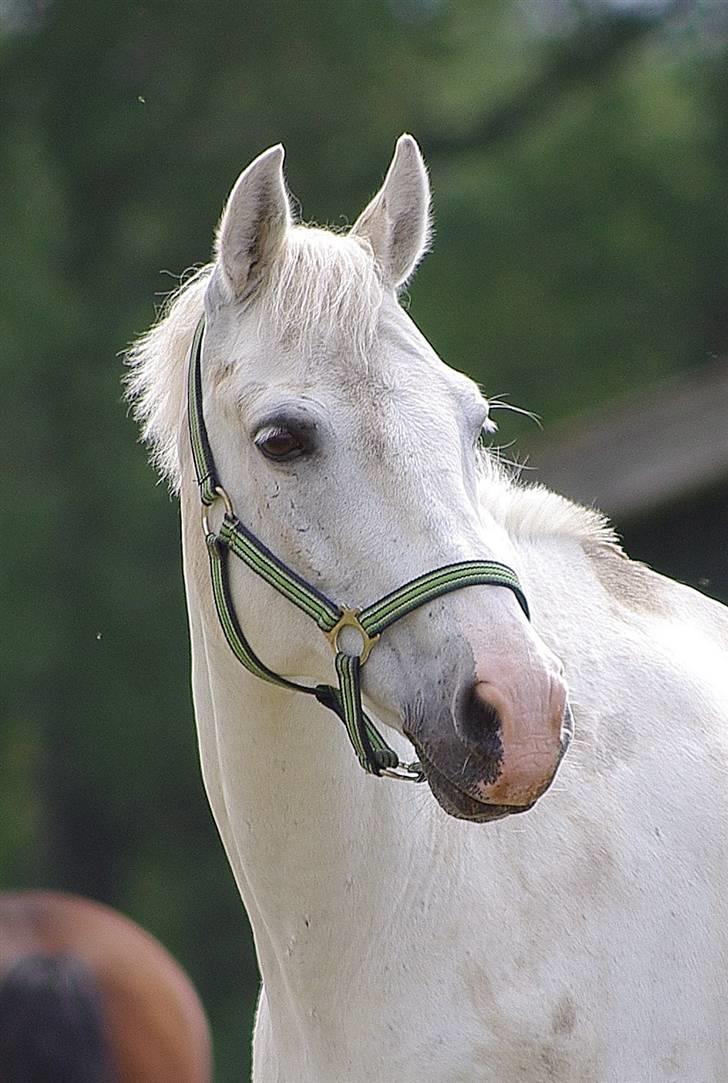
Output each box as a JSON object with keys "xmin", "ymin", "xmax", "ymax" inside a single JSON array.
[
  {"xmin": 404, "ymin": 702, "xmax": 574, "ymax": 823},
  {"xmin": 405, "ymin": 737, "xmax": 535, "ymax": 823}
]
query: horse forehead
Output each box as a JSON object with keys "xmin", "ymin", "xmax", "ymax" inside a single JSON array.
[
  {"xmin": 221, "ymin": 299, "xmax": 480, "ymax": 452},
  {"xmin": 324, "ymin": 350, "xmax": 470, "ymax": 448},
  {"xmin": 237, "ymin": 322, "xmax": 466, "ymax": 408}
]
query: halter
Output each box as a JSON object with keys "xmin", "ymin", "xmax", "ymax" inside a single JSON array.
[{"xmin": 188, "ymin": 316, "xmax": 530, "ymax": 782}]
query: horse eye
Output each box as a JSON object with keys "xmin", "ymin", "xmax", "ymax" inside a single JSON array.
[
  {"xmin": 476, "ymin": 425, "xmax": 494, "ymax": 449},
  {"xmin": 476, "ymin": 411, "xmax": 497, "ymax": 447},
  {"xmin": 255, "ymin": 426, "xmax": 306, "ymax": 461}
]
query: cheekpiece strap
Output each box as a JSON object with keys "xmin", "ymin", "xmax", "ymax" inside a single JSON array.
[{"xmin": 187, "ymin": 316, "xmax": 220, "ymax": 505}]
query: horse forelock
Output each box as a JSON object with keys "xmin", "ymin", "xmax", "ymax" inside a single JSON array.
[{"xmin": 253, "ymin": 225, "xmax": 384, "ymax": 359}]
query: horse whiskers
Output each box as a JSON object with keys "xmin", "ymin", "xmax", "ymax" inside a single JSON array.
[
  {"xmin": 460, "ymin": 750, "xmax": 474, "ymax": 779},
  {"xmin": 485, "ymin": 395, "xmax": 543, "ymax": 429},
  {"xmin": 484, "ymin": 441, "xmax": 537, "ymax": 475}
]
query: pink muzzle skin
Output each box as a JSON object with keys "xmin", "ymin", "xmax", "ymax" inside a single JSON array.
[{"xmin": 470, "ymin": 676, "xmax": 569, "ymax": 807}]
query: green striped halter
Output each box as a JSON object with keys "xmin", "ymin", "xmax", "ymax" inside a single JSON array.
[{"xmin": 188, "ymin": 316, "xmax": 530, "ymax": 782}]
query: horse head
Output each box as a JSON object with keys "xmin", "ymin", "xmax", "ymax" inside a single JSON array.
[{"xmin": 182, "ymin": 136, "xmax": 570, "ymax": 821}]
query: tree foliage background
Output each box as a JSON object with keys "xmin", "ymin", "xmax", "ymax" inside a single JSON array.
[{"xmin": 2, "ymin": 0, "xmax": 727, "ymax": 1077}]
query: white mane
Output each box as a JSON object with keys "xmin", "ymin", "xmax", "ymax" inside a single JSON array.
[
  {"xmin": 126, "ymin": 264, "xmax": 211, "ymax": 487},
  {"xmin": 126, "ymin": 224, "xmax": 614, "ymax": 550},
  {"xmin": 477, "ymin": 457, "xmax": 617, "ymax": 548}
]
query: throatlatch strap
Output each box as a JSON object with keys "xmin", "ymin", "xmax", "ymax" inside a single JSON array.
[{"xmin": 207, "ymin": 530, "xmax": 402, "ymax": 774}]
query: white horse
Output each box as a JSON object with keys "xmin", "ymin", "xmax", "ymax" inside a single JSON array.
[{"xmin": 128, "ymin": 136, "xmax": 728, "ymax": 1082}]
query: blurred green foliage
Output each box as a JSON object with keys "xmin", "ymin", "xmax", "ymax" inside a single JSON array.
[{"xmin": 2, "ymin": 1, "xmax": 727, "ymax": 1078}]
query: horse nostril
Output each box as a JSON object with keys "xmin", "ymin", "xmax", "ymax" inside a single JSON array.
[{"xmin": 454, "ymin": 682, "xmax": 503, "ymax": 756}]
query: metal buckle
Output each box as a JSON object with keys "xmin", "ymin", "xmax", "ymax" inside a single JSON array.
[
  {"xmin": 379, "ymin": 762, "xmax": 426, "ymax": 783},
  {"xmin": 201, "ymin": 485, "xmax": 234, "ymax": 536},
  {"xmin": 324, "ymin": 607, "xmax": 380, "ymax": 664}
]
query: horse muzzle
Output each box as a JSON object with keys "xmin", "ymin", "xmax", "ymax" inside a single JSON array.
[{"xmin": 403, "ymin": 678, "xmax": 573, "ymax": 823}]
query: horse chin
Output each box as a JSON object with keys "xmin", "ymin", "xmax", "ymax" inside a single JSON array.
[{"xmin": 411, "ymin": 745, "xmax": 536, "ymax": 824}]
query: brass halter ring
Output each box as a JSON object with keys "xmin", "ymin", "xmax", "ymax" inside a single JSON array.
[{"xmin": 324, "ymin": 607, "xmax": 380, "ymax": 664}]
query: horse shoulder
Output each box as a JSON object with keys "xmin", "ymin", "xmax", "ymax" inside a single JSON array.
[{"xmin": 580, "ymin": 539, "xmax": 728, "ymax": 711}]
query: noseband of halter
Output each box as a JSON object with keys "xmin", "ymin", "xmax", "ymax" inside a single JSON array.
[{"xmin": 187, "ymin": 317, "xmax": 530, "ymax": 783}]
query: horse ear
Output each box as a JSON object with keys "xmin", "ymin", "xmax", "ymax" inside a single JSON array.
[
  {"xmin": 351, "ymin": 134, "xmax": 431, "ymax": 288},
  {"xmin": 214, "ymin": 144, "xmax": 291, "ymax": 300}
]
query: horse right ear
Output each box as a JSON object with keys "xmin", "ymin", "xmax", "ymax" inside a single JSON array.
[{"xmin": 213, "ymin": 145, "xmax": 291, "ymax": 301}]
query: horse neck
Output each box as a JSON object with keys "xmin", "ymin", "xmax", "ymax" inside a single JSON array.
[{"xmin": 180, "ymin": 490, "xmax": 431, "ymax": 1017}]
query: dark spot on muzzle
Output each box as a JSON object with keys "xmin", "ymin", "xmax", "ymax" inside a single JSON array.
[
  {"xmin": 452, "ymin": 681, "xmax": 502, "ymax": 757},
  {"xmin": 402, "ymin": 678, "xmax": 505, "ymax": 802}
]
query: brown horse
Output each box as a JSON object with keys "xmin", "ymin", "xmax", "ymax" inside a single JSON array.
[{"xmin": 0, "ymin": 891, "xmax": 212, "ymax": 1083}]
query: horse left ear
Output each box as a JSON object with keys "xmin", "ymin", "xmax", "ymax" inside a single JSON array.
[{"xmin": 351, "ymin": 134, "xmax": 431, "ymax": 289}]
